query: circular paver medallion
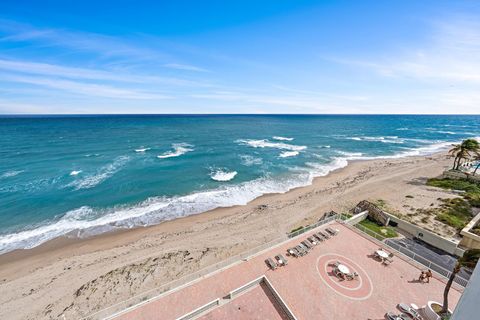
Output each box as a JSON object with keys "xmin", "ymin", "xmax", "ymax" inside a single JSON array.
[{"xmin": 316, "ymin": 253, "xmax": 373, "ymax": 300}]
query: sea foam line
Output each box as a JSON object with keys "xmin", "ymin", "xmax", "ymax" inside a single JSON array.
[
  {"xmin": 236, "ymin": 139, "xmax": 306, "ymax": 151},
  {"xmin": 0, "ymin": 139, "xmax": 460, "ymax": 254}
]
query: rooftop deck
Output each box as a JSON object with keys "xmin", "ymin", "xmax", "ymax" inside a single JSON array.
[{"xmin": 111, "ymin": 221, "xmax": 462, "ymax": 320}]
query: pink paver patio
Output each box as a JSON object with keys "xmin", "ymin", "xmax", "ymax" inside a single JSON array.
[
  {"xmin": 112, "ymin": 222, "xmax": 463, "ymax": 320},
  {"xmin": 198, "ymin": 282, "xmax": 290, "ymax": 320}
]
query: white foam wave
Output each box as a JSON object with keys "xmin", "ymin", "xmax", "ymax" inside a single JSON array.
[
  {"xmin": 0, "ymin": 139, "xmax": 461, "ymax": 254},
  {"xmin": 396, "ymin": 127, "xmax": 409, "ymax": 131},
  {"xmin": 239, "ymin": 155, "xmax": 263, "ymax": 166},
  {"xmin": 272, "ymin": 136, "xmax": 294, "ymax": 141},
  {"xmin": 0, "ymin": 170, "xmax": 24, "ymax": 179},
  {"xmin": 135, "ymin": 147, "xmax": 151, "ymax": 153},
  {"xmin": 237, "ymin": 139, "xmax": 306, "ymax": 151},
  {"xmin": 66, "ymin": 156, "xmax": 130, "ymax": 190},
  {"xmin": 157, "ymin": 143, "xmax": 194, "ymax": 159},
  {"xmin": 69, "ymin": 170, "xmax": 82, "ymax": 176},
  {"xmin": 0, "ymin": 156, "xmax": 347, "ymax": 254},
  {"xmin": 436, "ymin": 131, "xmax": 456, "ymax": 135},
  {"xmin": 346, "ymin": 136, "xmax": 404, "ymax": 144},
  {"xmin": 320, "ymin": 145, "xmax": 331, "ymax": 148},
  {"xmin": 279, "ymin": 151, "xmax": 299, "ymax": 158},
  {"xmin": 210, "ymin": 170, "xmax": 238, "ymax": 182},
  {"xmin": 336, "ymin": 150, "xmax": 364, "ymax": 158}
]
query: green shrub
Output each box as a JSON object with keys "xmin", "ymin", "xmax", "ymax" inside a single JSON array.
[
  {"xmin": 427, "ymin": 178, "xmax": 480, "ymax": 208},
  {"xmin": 435, "ymin": 198, "xmax": 472, "ymax": 230}
]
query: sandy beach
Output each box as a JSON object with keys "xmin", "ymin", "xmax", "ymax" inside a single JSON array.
[{"xmin": 0, "ymin": 151, "xmax": 460, "ymax": 319}]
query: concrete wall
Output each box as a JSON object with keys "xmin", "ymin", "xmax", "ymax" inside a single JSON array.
[
  {"xmin": 460, "ymin": 213, "xmax": 480, "ymax": 250},
  {"xmin": 345, "ymin": 210, "xmax": 368, "ymax": 225},
  {"xmin": 384, "ymin": 212, "xmax": 464, "ymax": 256},
  {"xmin": 347, "ymin": 204, "xmax": 464, "ymax": 256}
]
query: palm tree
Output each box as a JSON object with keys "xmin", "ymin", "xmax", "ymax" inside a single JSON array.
[
  {"xmin": 448, "ymin": 139, "xmax": 480, "ymax": 170},
  {"xmin": 448, "ymin": 143, "xmax": 462, "ymax": 170},
  {"xmin": 441, "ymin": 249, "xmax": 480, "ymax": 316},
  {"xmin": 473, "ymin": 154, "xmax": 480, "ymax": 175}
]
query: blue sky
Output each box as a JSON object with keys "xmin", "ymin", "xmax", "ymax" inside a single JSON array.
[{"xmin": 0, "ymin": 0, "xmax": 479, "ymax": 114}]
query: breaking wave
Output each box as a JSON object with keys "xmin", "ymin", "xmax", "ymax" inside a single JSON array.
[
  {"xmin": 210, "ymin": 169, "xmax": 238, "ymax": 182},
  {"xmin": 346, "ymin": 136, "xmax": 405, "ymax": 144},
  {"xmin": 66, "ymin": 156, "xmax": 130, "ymax": 190},
  {"xmin": 239, "ymin": 155, "xmax": 263, "ymax": 166},
  {"xmin": 0, "ymin": 138, "xmax": 460, "ymax": 254},
  {"xmin": 237, "ymin": 139, "xmax": 306, "ymax": 151},
  {"xmin": 157, "ymin": 143, "xmax": 194, "ymax": 159},
  {"xmin": 272, "ymin": 136, "xmax": 294, "ymax": 141},
  {"xmin": 279, "ymin": 151, "xmax": 299, "ymax": 158},
  {"xmin": 0, "ymin": 170, "xmax": 24, "ymax": 179}
]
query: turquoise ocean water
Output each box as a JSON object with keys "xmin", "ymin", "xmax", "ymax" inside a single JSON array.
[{"xmin": 1, "ymin": 115, "xmax": 479, "ymax": 254}]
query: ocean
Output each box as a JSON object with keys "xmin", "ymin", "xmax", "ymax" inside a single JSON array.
[{"xmin": 1, "ymin": 114, "xmax": 479, "ymax": 254}]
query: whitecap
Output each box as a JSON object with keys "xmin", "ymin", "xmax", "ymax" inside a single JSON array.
[
  {"xmin": 279, "ymin": 151, "xmax": 299, "ymax": 158},
  {"xmin": 239, "ymin": 155, "xmax": 263, "ymax": 166},
  {"xmin": 135, "ymin": 147, "xmax": 151, "ymax": 153},
  {"xmin": 157, "ymin": 143, "xmax": 194, "ymax": 159},
  {"xmin": 272, "ymin": 136, "xmax": 294, "ymax": 141},
  {"xmin": 236, "ymin": 139, "xmax": 306, "ymax": 151},
  {"xmin": 346, "ymin": 136, "xmax": 404, "ymax": 144},
  {"xmin": 436, "ymin": 131, "xmax": 456, "ymax": 135},
  {"xmin": 66, "ymin": 156, "xmax": 130, "ymax": 190},
  {"xmin": 69, "ymin": 170, "xmax": 82, "ymax": 176},
  {"xmin": 0, "ymin": 138, "xmax": 466, "ymax": 254},
  {"xmin": 0, "ymin": 170, "xmax": 24, "ymax": 179},
  {"xmin": 210, "ymin": 169, "xmax": 238, "ymax": 182}
]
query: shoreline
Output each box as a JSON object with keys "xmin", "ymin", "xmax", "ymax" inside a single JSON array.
[
  {"xmin": 0, "ymin": 150, "xmax": 459, "ymax": 319},
  {"xmin": 0, "ymin": 151, "xmax": 447, "ymax": 266},
  {"xmin": 0, "ymin": 145, "xmax": 452, "ymax": 260}
]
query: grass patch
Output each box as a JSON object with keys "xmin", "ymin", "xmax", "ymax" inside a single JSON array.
[
  {"xmin": 435, "ymin": 198, "xmax": 472, "ymax": 230},
  {"xmin": 427, "ymin": 178, "xmax": 480, "ymax": 207},
  {"xmin": 340, "ymin": 213, "xmax": 352, "ymax": 220},
  {"xmin": 358, "ymin": 218, "xmax": 398, "ymax": 238}
]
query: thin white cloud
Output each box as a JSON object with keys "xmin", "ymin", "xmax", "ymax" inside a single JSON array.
[
  {"xmin": 0, "ymin": 59, "xmax": 211, "ymax": 87},
  {"xmin": 332, "ymin": 18, "xmax": 480, "ymax": 84},
  {"xmin": 163, "ymin": 63, "xmax": 210, "ymax": 72},
  {"xmin": 2, "ymin": 74, "xmax": 172, "ymax": 100},
  {"xmin": 0, "ymin": 19, "xmax": 162, "ymax": 61}
]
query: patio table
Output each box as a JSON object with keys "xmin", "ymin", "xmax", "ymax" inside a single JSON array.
[{"xmin": 337, "ymin": 264, "xmax": 350, "ymax": 274}]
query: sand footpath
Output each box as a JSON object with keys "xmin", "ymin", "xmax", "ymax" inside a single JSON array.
[{"xmin": 0, "ymin": 152, "xmax": 459, "ymax": 319}]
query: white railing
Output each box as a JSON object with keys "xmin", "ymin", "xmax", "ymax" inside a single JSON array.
[
  {"xmin": 91, "ymin": 214, "xmax": 341, "ymax": 320},
  {"xmin": 342, "ymin": 221, "xmax": 470, "ymax": 288}
]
